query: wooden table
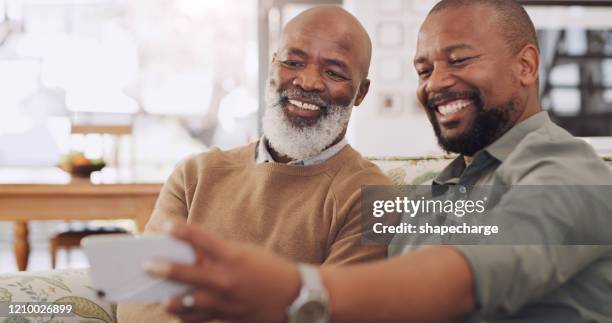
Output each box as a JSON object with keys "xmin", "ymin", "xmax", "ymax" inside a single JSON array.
[{"xmin": 0, "ymin": 167, "xmax": 165, "ymax": 271}]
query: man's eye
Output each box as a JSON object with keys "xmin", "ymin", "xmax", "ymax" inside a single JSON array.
[
  {"xmin": 281, "ymin": 60, "xmax": 303, "ymax": 68},
  {"xmin": 326, "ymin": 70, "xmax": 347, "ymax": 80},
  {"xmin": 417, "ymin": 69, "xmax": 431, "ymax": 77},
  {"xmin": 449, "ymin": 57, "xmax": 471, "ymax": 65}
]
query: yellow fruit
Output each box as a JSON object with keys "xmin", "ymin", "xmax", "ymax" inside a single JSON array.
[{"xmin": 72, "ymin": 155, "xmax": 90, "ymax": 166}]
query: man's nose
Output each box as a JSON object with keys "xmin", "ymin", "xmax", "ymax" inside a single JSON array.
[
  {"xmin": 425, "ymin": 66, "xmax": 455, "ymax": 94},
  {"xmin": 292, "ymin": 65, "xmax": 325, "ymax": 92}
]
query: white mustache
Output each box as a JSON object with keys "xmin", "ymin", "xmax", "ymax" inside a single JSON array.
[{"xmin": 262, "ymin": 84, "xmax": 353, "ymax": 160}]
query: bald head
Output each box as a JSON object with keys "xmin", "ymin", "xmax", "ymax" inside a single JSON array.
[
  {"xmin": 280, "ymin": 5, "xmax": 372, "ymax": 78},
  {"xmin": 429, "ymin": 0, "xmax": 538, "ymax": 54}
]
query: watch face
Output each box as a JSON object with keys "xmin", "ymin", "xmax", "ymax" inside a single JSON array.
[{"xmin": 294, "ymin": 300, "xmax": 327, "ymax": 323}]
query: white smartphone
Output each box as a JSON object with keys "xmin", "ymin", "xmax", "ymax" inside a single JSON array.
[{"xmin": 81, "ymin": 234, "xmax": 195, "ymax": 303}]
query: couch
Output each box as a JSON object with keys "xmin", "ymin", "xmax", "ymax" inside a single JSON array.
[
  {"xmin": 1, "ymin": 156, "xmax": 610, "ymax": 323},
  {"xmin": 0, "ymin": 268, "xmax": 116, "ymax": 323}
]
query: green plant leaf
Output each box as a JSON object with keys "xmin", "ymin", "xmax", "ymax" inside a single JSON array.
[
  {"xmin": 0, "ymin": 288, "xmax": 11, "ymax": 302},
  {"xmin": 31, "ymin": 277, "xmax": 71, "ymax": 293},
  {"xmin": 55, "ymin": 296, "xmax": 113, "ymax": 323},
  {"xmin": 411, "ymin": 171, "xmax": 439, "ymax": 185}
]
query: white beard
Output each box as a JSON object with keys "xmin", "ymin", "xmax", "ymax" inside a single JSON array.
[{"xmin": 262, "ymin": 85, "xmax": 354, "ymax": 161}]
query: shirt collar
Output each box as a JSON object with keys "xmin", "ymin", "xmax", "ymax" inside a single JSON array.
[
  {"xmin": 256, "ymin": 136, "xmax": 348, "ymax": 166},
  {"xmin": 433, "ymin": 157, "xmax": 465, "ymax": 185}
]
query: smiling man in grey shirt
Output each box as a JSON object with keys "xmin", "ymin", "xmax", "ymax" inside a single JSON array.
[
  {"xmin": 401, "ymin": 0, "xmax": 612, "ymax": 321},
  {"xmin": 403, "ymin": 109, "xmax": 612, "ymax": 322}
]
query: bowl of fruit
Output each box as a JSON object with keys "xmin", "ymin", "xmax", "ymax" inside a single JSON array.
[{"xmin": 59, "ymin": 152, "xmax": 106, "ymax": 177}]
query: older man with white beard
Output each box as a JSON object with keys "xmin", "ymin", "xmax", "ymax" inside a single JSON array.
[{"xmin": 117, "ymin": 5, "xmax": 391, "ymax": 323}]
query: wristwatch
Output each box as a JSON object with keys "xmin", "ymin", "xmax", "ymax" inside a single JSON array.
[{"xmin": 287, "ymin": 264, "xmax": 330, "ymax": 323}]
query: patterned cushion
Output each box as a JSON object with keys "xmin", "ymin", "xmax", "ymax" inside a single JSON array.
[
  {"xmin": 370, "ymin": 156, "xmax": 612, "ymax": 185},
  {"xmin": 369, "ymin": 157, "xmax": 453, "ymax": 185},
  {"xmin": 0, "ymin": 268, "xmax": 116, "ymax": 323}
]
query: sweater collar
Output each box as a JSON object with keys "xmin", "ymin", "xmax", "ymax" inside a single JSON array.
[{"xmin": 256, "ymin": 136, "xmax": 348, "ymax": 166}]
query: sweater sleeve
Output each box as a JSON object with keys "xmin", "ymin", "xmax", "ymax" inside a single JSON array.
[
  {"xmin": 117, "ymin": 160, "xmax": 194, "ymax": 323},
  {"xmin": 144, "ymin": 159, "xmax": 192, "ymax": 233},
  {"xmin": 323, "ymin": 166, "xmax": 390, "ymax": 265}
]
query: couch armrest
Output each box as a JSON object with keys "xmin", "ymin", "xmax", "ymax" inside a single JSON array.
[{"xmin": 0, "ymin": 268, "xmax": 117, "ymax": 323}]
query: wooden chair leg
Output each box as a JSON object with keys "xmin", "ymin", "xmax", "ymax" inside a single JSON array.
[
  {"xmin": 50, "ymin": 238, "xmax": 57, "ymax": 269},
  {"xmin": 14, "ymin": 221, "xmax": 30, "ymax": 271}
]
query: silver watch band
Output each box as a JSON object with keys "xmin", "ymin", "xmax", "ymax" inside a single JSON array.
[
  {"xmin": 297, "ymin": 264, "xmax": 325, "ymax": 291},
  {"xmin": 287, "ymin": 263, "xmax": 330, "ymax": 323}
]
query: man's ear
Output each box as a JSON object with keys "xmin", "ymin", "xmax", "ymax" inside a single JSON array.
[
  {"xmin": 517, "ymin": 44, "xmax": 539, "ymax": 87},
  {"xmin": 353, "ymin": 79, "xmax": 370, "ymax": 107}
]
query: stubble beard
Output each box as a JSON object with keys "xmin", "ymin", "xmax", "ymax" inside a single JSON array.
[{"xmin": 426, "ymin": 90, "xmax": 518, "ymax": 156}]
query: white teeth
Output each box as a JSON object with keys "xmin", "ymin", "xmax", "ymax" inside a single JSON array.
[
  {"xmin": 288, "ymin": 99, "xmax": 320, "ymax": 111},
  {"xmin": 437, "ymin": 99, "xmax": 471, "ymax": 116}
]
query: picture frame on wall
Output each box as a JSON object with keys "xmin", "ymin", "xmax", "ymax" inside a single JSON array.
[
  {"xmin": 374, "ymin": 56, "xmax": 404, "ymax": 82},
  {"xmin": 377, "ymin": 92, "xmax": 404, "ymax": 116}
]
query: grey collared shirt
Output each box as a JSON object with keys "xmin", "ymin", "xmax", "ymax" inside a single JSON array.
[
  {"xmin": 399, "ymin": 112, "xmax": 612, "ymax": 322},
  {"xmin": 255, "ymin": 136, "xmax": 348, "ymax": 166}
]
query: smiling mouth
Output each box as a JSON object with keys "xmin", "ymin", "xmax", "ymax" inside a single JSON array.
[
  {"xmin": 283, "ymin": 98, "xmax": 326, "ymax": 121},
  {"xmin": 288, "ymin": 99, "xmax": 321, "ymax": 111},
  {"xmin": 436, "ymin": 99, "xmax": 473, "ymax": 116}
]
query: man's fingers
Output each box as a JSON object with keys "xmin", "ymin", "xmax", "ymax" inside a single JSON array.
[
  {"xmin": 143, "ymin": 261, "xmax": 233, "ymax": 292},
  {"xmin": 168, "ymin": 221, "xmax": 232, "ymax": 260}
]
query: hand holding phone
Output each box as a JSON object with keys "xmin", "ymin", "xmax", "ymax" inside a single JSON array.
[{"xmin": 82, "ymin": 234, "xmax": 195, "ymax": 303}]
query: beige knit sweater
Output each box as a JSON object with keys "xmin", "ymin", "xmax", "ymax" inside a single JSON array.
[{"xmin": 118, "ymin": 141, "xmax": 391, "ymax": 322}]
